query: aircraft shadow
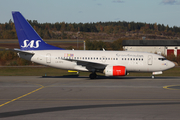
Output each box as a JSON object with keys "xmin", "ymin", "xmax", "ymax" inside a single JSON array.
[
  {"xmin": 41, "ymin": 75, "xmax": 81, "ymax": 78},
  {"xmin": 40, "ymin": 75, "xmax": 179, "ymax": 80},
  {"xmin": 41, "ymin": 75, "xmax": 137, "ymax": 80},
  {"xmin": 0, "ymin": 102, "xmax": 180, "ymax": 118}
]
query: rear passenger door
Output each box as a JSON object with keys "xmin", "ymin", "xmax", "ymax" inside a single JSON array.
[{"xmin": 46, "ymin": 53, "xmax": 51, "ymax": 63}]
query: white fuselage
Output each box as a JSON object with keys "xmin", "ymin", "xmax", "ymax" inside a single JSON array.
[
  {"xmin": 12, "ymin": 11, "xmax": 175, "ymax": 78},
  {"xmin": 19, "ymin": 50, "xmax": 175, "ymax": 73}
]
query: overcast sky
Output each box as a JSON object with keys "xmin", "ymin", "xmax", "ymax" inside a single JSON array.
[{"xmin": 0, "ymin": 0, "xmax": 180, "ymax": 27}]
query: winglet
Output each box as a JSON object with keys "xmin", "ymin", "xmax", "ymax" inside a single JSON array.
[{"xmin": 12, "ymin": 11, "xmax": 64, "ymax": 50}]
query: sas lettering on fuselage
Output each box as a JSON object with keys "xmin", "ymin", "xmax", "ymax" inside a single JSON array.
[
  {"xmin": 116, "ymin": 54, "xmax": 144, "ymax": 58},
  {"xmin": 21, "ymin": 40, "xmax": 41, "ymax": 48}
]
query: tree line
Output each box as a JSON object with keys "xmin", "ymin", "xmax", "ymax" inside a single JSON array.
[
  {"xmin": 0, "ymin": 19, "xmax": 180, "ymax": 39},
  {"xmin": 85, "ymin": 39, "xmax": 124, "ymax": 50}
]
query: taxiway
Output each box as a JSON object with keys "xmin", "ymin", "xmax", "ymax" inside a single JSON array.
[{"xmin": 0, "ymin": 76, "xmax": 180, "ymax": 120}]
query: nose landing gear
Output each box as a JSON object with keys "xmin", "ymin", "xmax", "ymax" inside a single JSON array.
[
  {"xmin": 152, "ymin": 71, "xmax": 162, "ymax": 79},
  {"xmin": 152, "ymin": 75, "xmax": 155, "ymax": 79}
]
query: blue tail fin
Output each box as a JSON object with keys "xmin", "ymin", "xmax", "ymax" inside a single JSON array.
[{"xmin": 12, "ymin": 11, "xmax": 64, "ymax": 50}]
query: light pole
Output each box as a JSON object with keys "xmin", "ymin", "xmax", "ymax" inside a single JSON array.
[
  {"xmin": 77, "ymin": 31, "xmax": 80, "ymax": 49},
  {"xmin": 84, "ymin": 41, "xmax": 86, "ymax": 50}
]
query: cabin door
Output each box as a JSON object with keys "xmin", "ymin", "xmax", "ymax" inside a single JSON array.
[
  {"xmin": 46, "ymin": 53, "xmax": 51, "ymax": 63},
  {"xmin": 148, "ymin": 55, "xmax": 153, "ymax": 65}
]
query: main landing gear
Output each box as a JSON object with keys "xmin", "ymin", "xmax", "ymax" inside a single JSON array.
[{"xmin": 89, "ymin": 72, "xmax": 97, "ymax": 79}]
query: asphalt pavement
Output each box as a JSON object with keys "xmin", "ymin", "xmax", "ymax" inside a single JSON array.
[{"xmin": 0, "ymin": 76, "xmax": 180, "ymax": 120}]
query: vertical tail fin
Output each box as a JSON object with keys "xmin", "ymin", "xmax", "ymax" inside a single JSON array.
[{"xmin": 12, "ymin": 11, "xmax": 64, "ymax": 50}]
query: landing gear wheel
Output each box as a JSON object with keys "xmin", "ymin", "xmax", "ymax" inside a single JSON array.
[
  {"xmin": 89, "ymin": 73, "xmax": 97, "ymax": 79},
  {"xmin": 152, "ymin": 75, "xmax": 155, "ymax": 79}
]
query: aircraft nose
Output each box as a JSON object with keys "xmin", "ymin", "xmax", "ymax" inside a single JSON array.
[{"xmin": 168, "ymin": 61, "xmax": 175, "ymax": 69}]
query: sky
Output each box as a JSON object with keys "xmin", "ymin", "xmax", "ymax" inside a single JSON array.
[{"xmin": 0, "ymin": 0, "xmax": 180, "ymax": 27}]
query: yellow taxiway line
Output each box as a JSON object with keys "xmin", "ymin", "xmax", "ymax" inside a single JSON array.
[
  {"xmin": 0, "ymin": 84, "xmax": 45, "ymax": 107},
  {"xmin": 163, "ymin": 84, "xmax": 180, "ymax": 90}
]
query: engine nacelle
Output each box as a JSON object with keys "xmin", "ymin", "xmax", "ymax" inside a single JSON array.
[{"xmin": 104, "ymin": 65, "xmax": 126, "ymax": 76}]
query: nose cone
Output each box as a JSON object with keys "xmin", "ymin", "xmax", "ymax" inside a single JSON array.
[{"xmin": 168, "ymin": 61, "xmax": 175, "ymax": 69}]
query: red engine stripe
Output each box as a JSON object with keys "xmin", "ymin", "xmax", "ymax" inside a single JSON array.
[{"xmin": 113, "ymin": 66, "xmax": 126, "ymax": 76}]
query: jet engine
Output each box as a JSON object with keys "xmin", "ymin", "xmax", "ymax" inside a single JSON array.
[{"xmin": 104, "ymin": 65, "xmax": 126, "ymax": 76}]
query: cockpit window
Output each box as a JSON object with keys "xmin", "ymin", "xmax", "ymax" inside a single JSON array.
[{"xmin": 158, "ymin": 58, "xmax": 167, "ymax": 61}]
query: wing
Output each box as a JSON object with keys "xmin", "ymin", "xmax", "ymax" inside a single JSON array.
[{"xmin": 64, "ymin": 59, "xmax": 107, "ymax": 71}]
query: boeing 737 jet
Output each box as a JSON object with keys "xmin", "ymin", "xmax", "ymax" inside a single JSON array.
[{"xmin": 10, "ymin": 11, "xmax": 175, "ymax": 79}]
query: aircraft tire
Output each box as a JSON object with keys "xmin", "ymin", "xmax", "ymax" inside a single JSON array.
[
  {"xmin": 89, "ymin": 73, "xmax": 97, "ymax": 79},
  {"xmin": 152, "ymin": 75, "xmax": 155, "ymax": 79}
]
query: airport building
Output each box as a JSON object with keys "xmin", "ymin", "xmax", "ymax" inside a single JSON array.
[{"xmin": 123, "ymin": 40, "xmax": 180, "ymax": 56}]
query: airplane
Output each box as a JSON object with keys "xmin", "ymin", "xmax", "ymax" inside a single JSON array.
[{"xmin": 10, "ymin": 11, "xmax": 175, "ymax": 79}]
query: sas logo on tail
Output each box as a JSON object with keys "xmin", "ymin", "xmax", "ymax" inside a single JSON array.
[{"xmin": 21, "ymin": 40, "xmax": 41, "ymax": 48}]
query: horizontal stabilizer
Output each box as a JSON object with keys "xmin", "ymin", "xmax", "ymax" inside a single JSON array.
[{"xmin": 5, "ymin": 48, "xmax": 34, "ymax": 55}]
